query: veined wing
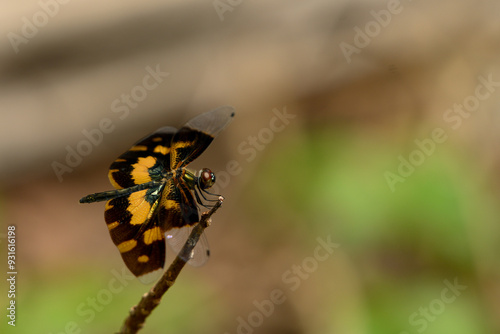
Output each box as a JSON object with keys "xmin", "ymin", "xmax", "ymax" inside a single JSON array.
[
  {"xmin": 104, "ymin": 184, "xmax": 165, "ymax": 283},
  {"xmin": 159, "ymin": 177, "xmax": 199, "ymax": 228},
  {"xmin": 170, "ymin": 106, "xmax": 235, "ymax": 169},
  {"xmin": 166, "ymin": 227, "xmax": 210, "ymax": 267},
  {"xmin": 108, "ymin": 126, "xmax": 177, "ymax": 189},
  {"xmin": 158, "ymin": 177, "xmax": 210, "ymax": 265}
]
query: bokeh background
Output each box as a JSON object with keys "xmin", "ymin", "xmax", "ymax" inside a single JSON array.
[{"xmin": 1, "ymin": 0, "xmax": 500, "ymax": 333}]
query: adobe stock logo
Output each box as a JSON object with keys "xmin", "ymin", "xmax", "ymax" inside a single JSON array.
[
  {"xmin": 51, "ymin": 64, "xmax": 169, "ymax": 182},
  {"xmin": 384, "ymin": 73, "xmax": 500, "ymax": 192},
  {"xmin": 224, "ymin": 236, "xmax": 339, "ymax": 334},
  {"xmin": 400, "ymin": 278, "xmax": 467, "ymax": 334},
  {"xmin": 48, "ymin": 267, "xmax": 136, "ymax": 334},
  {"xmin": 213, "ymin": 0, "xmax": 242, "ymax": 21},
  {"xmin": 7, "ymin": 0, "xmax": 71, "ymax": 54},
  {"xmin": 209, "ymin": 106, "xmax": 296, "ymax": 194},
  {"xmin": 340, "ymin": 0, "xmax": 407, "ymax": 64}
]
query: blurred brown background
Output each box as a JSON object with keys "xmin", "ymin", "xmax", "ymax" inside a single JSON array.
[{"xmin": 1, "ymin": 0, "xmax": 500, "ymax": 333}]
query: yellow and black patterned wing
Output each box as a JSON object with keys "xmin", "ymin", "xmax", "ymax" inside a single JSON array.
[
  {"xmin": 159, "ymin": 177, "xmax": 199, "ymax": 228},
  {"xmin": 170, "ymin": 106, "xmax": 235, "ymax": 169},
  {"xmin": 108, "ymin": 126, "xmax": 176, "ymax": 190},
  {"xmin": 104, "ymin": 185, "xmax": 165, "ymax": 282}
]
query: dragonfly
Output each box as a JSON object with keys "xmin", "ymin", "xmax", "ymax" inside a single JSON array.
[{"xmin": 80, "ymin": 106, "xmax": 235, "ymax": 283}]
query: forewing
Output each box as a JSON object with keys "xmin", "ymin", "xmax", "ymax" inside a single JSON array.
[
  {"xmin": 104, "ymin": 185, "xmax": 165, "ymax": 282},
  {"xmin": 108, "ymin": 126, "xmax": 176, "ymax": 189},
  {"xmin": 170, "ymin": 106, "xmax": 234, "ymax": 169}
]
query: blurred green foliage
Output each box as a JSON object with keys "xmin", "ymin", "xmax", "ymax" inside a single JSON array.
[
  {"xmin": 243, "ymin": 125, "xmax": 495, "ymax": 333},
  {"xmin": 1, "ymin": 263, "xmax": 228, "ymax": 333}
]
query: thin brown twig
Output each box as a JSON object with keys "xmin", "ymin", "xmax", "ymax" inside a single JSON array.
[{"xmin": 118, "ymin": 197, "xmax": 224, "ymax": 334}]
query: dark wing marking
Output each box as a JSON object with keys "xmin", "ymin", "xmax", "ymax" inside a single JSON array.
[
  {"xmin": 176, "ymin": 178, "xmax": 200, "ymax": 225},
  {"xmin": 104, "ymin": 186, "xmax": 165, "ymax": 279},
  {"xmin": 158, "ymin": 178, "xmax": 199, "ymax": 230},
  {"xmin": 108, "ymin": 126, "xmax": 177, "ymax": 189},
  {"xmin": 170, "ymin": 106, "xmax": 235, "ymax": 169},
  {"xmin": 160, "ymin": 177, "xmax": 210, "ymax": 265}
]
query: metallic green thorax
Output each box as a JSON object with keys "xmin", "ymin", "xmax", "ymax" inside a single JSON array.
[{"xmin": 180, "ymin": 169, "xmax": 197, "ymax": 190}]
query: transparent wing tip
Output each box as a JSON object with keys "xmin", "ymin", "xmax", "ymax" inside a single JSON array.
[{"xmin": 138, "ymin": 268, "xmax": 163, "ymax": 285}]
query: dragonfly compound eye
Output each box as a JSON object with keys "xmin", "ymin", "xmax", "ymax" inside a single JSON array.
[{"xmin": 199, "ymin": 168, "xmax": 216, "ymax": 189}]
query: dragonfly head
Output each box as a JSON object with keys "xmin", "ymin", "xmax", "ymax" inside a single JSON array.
[{"xmin": 198, "ymin": 168, "xmax": 216, "ymax": 190}]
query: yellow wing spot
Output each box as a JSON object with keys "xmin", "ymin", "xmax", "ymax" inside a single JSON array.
[
  {"xmin": 165, "ymin": 199, "xmax": 180, "ymax": 211},
  {"xmin": 143, "ymin": 227, "xmax": 163, "ymax": 245},
  {"xmin": 107, "ymin": 221, "xmax": 119, "ymax": 230},
  {"xmin": 128, "ymin": 189, "xmax": 148, "ymax": 203},
  {"xmin": 127, "ymin": 190, "xmax": 152, "ymax": 225},
  {"xmin": 130, "ymin": 145, "xmax": 148, "ymax": 151},
  {"xmin": 147, "ymin": 200, "xmax": 159, "ymax": 221},
  {"xmin": 131, "ymin": 156, "xmax": 156, "ymax": 184},
  {"xmin": 139, "ymin": 156, "xmax": 156, "ymax": 167},
  {"xmin": 138, "ymin": 255, "xmax": 149, "ymax": 263},
  {"xmin": 153, "ymin": 145, "xmax": 169, "ymax": 155},
  {"xmin": 108, "ymin": 169, "xmax": 124, "ymax": 189},
  {"xmin": 174, "ymin": 141, "xmax": 194, "ymax": 149},
  {"xmin": 115, "ymin": 158, "xmax": 127, "ymax": 162},
  {"xmin": 105, "ymin": 201, "xmax": 114, "ymax": 210},
  {"xmin": 117, "ymin": 240, "xmax": 137, "ymax": 253},
  {"xmin": 152, "ymin": 137, "xmax": 162, "ymax": 142}
]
